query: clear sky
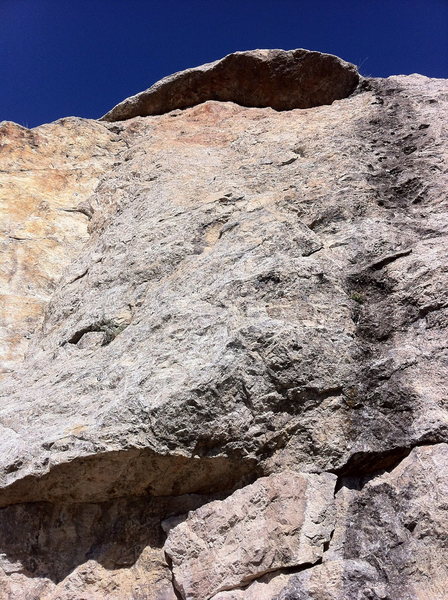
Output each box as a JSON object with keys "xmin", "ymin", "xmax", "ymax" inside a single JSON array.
[{"xmin": 1, "ymin": 0, "xmax": 447, "ymax": 127}]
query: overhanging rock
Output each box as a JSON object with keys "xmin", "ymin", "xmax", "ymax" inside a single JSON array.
[{"xmin": 101, "ymin": 48, "xmax": 360, "ymax": 121}]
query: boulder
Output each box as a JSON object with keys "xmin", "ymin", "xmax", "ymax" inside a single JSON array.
[
  {"xmin": 101, "ymin": 49, "xmax": 359, "ymax": 121},
  {"xmin": 0, "ymin": 50, "xmax": 447, "ymax": 599}
]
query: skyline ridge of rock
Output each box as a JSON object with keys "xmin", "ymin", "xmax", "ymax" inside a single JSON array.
[{"xmin": 101, "ymin": 48, "xmax": 360, "ymax": 121}]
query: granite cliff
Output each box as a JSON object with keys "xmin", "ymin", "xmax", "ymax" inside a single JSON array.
[{"xmin": 0, "ymin": 49, "xmax": 447, "ymax": 599}]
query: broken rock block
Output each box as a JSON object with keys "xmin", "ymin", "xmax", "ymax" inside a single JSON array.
[{"xmin": 163, "ymin": 470, "xmax": 336, "ymax": 600}]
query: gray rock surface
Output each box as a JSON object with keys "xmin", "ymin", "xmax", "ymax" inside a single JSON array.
[
  {"xmin": 0, "ymin": 494, "xmax": 212, "ymax": 600},
  {"xmin": 214, "ymin": 560, "xmax": 385, "ymax": 600},
  {"xmin": 101, "ymin": 48, "xmax": 359, "ymax": 121},
  {"xmin": 211, "ymin": 445, "xmax": 448, "ymax": 600},
  {"xmin": 0, "ymin": 50, "xmax": 447, "ymax": 598}
]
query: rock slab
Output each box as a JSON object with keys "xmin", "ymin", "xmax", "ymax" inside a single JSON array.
[
  {"xmin": 164, "ymin": 471, "xmax": 336, "ymax": 600},
  {"xmin": 212, "ymin": 445, "xmax": 448, "ymax": 600},
  {"xmin": 0, "ymin": 118, "xmax": 125, "ymax": 374}
]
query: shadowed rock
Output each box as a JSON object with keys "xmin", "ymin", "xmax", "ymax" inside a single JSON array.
[
  {"xmin": 0, "ymin": 448, "xmax": 256, "ymax": 507},
  {"xmin": 0, "ymin": 494, "xmax": 213, "ymax": 599},
  {"xmin": 101, "ymin": 49, "xmax": 360, "ymax": 121}
]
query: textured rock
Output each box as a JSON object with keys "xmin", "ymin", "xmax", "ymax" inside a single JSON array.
[
  {"xmin": 164, "ymin": 471, "xmax": 336, "ymax": 599},
  {"xmin": 322, "ymin": 443, "xmax": 448, "ymax": 600},
  {"xmin": 0, "ymin": 118, "xmax": 125, "ymax": 374},
  {"xmin": 101, "ymin": 48, "xmax": 359, "ymax": 121},
  {"xmin": 209, "ymin": 571, "xmax": 291, "ymax": 600},
  {"xmin": 1, "ymin": 70, "xmax": 447, "ymax": 506},
  {"xmin": 213, "ymin": 445, "xmax": 448, "ymax": 600},
  {"xmin": 212, "ymin": 560, "xmax": 384, "ymax": 600},
  {"xmin": 272, "ymin": 560, "xmax": 386, "ymax": 600},
  {"xmin": 0, "ymin": 49, "xmax": 447, "ymax": 599}
]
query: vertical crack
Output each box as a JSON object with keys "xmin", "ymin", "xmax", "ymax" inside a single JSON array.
[{"xmin": 164, "ymin": 551, "xmax": 183, "ymax": 600}]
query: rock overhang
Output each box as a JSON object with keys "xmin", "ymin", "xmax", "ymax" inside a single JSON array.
[{"xmin": 101, "ymin": 48, "xmax": 360, "ymax": 121}]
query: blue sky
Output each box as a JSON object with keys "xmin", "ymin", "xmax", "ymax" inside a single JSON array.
[{"xmin": 1, "ymin": 0, "xmax": 447, "ymax": 127}]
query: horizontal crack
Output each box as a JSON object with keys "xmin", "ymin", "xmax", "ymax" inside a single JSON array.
[
  {"xmin": 367, "ymin": 247, "xmax": 412, "ymax": 271},
  {"xmin": 209, "ymin": 559, "xmax": 323, "ymax": 600},
  {"xmin": 207, "ymin": 556, "xmax": 331, "ymax": 600}
]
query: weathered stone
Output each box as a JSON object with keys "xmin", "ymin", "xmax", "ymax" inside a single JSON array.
[
  {"xmin": 0, "ymin": 448, "xmax": 255, "ymax": 507},
  {"xmin": 217, "ymin": 446, "xmax": 448, "ymax": 600},
  {"xmin": 273, "ymin": 560, "xmax": 386, "ymax": 600},
  {"xmin": 101, "ymin": 48, "xmax": 359, "ymax": 121},
  {"xmin": 164, "ymin": 471, "xmax": 336, "ymax": 600},
  {"xmin": 1, "ymin": 72, "xmax": 447, "ymax": 509},
  {"xmin": 210, "ymin": 571, "xmax": 291, "ymax": 600},
  {"xmin": 0, "ymin": 50, "xmax": 447, "ymax": 599},
  {"xmin": 211, "ymin": 560, "xmax": 385, "ymax": 600},
  {"xmin": 250, "ymin": 444, "xmax": 448, "ymax": 600},
  {"xmin": 323, "ymin": 444, "xmax": 448, "ymax": 600}
]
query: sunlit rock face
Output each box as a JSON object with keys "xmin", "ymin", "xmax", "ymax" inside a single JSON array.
[
  {"xmin": 0, "ymin": 118, "xmax": 126, "ymax": 375},
  {"xmin": 0, "ymin": 50, "xmax": 447, "ymax": 599},
  {"xmin": 163, "ymin": 471, "xmax": 337, "ymax": 600}
]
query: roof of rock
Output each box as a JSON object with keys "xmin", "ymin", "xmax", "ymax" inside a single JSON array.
[{"xmin": 101, "ymin": 48, "xmax": 360, "ymax": 121}]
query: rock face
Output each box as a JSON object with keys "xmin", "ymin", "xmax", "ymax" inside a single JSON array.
[
  {"xmin": 0, "ymin": 50, "xmax": 447, "ymax": 599},
  {"xmin": 0, "ymin": 494, "xmax": 210, "ymax": 600},
  {"xmin": 101, "ymin": 48, "xmax": 359, "ymax": 121}
]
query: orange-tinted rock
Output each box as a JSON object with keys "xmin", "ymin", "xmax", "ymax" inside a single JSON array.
[{"xmin": 0, "ymin": 118, "xmax": 125, "ymax": 374}]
